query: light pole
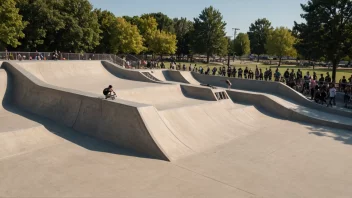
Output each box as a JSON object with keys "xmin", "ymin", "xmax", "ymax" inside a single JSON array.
[
  {"xmin": 232, "ymin": 28, "xmax": 240, "ymax": 61},
  {"xmin": 226, "ymin": 36, "xmax": 232, "ymax": 67}
]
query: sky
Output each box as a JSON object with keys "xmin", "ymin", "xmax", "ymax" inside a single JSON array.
[{"xmin": 90, "ymin": 0, "xmax": 308, "ymax": 37}]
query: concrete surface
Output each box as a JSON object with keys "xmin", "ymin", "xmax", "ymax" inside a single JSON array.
[{"xmin": 2, "ymin": 61, "xmax": 352, "ymax": 198}]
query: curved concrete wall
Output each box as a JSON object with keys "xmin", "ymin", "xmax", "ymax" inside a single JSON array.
[
  {"xmin": 226, "ymin": 90, "xmax": 352, "ymax": 131},
  {"xmin": 192, "ymin": 72, "xmax": 352, "ymax": 118},
  {"xmin": 1, "ymin": 62, "xmax": 182, "ymax": 161},
  {"xmin": 101, "ymin": 61, "xmax": 158, "ymax": 83}
]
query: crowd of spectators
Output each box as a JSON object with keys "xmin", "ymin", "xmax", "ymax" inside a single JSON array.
[{"xmin": 162, "ymin": 62, "xmax": 352, "ymax": 108}]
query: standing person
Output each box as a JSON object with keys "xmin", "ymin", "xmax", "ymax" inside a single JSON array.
[
  {"xmin": 304, "ymin": 72, "xmax": 311, "ymax": 90},
  {"xmin": 313, "ymin": 72, "xmax": 317, "ymax": 80},
  {"xmin": 189, "ymin": 64, "xmax": 192, "ymax": 71},
  {"xmin": 268, "ymin": 68, "xmax": 273, "ymax": 81},
  {"xmin": 274, "ymin": 69, "xmax": 281, "ymax": 81},
  {"xmin": 310, "ymin": 78, "xmax": 317, "ymax": 100},
  {"xmin": 249, "ymin": 69, "xmax": 254, "ymax": 79},
  {"xmin": 327, "ymin": 84, "xmax": 337, "ymax": 107},
  {"xmin": 318, "ymin": 74, "xmax": 325, "ymax": 85},
  {"xmin": 205, "ymin": 67, "xmax": 210, "ymax": 75},
  {"xmin": 264, "ymin": 68, "xmax": 268, "ymax": 81},
  {"xmin": 212, "ymin": 67, "xmax": 217, "ymax": 75},
  {"xmin": 255, "ymin": 68, "xmax": 260, "ymax": 80},
  {"xmin": 284, "ymin": 69, "xmax": 290, "ymax": 83},
  {"xmin": 227, "ymin": 66, "xmax": 232, "ymax": 77},
  {"xmin": 232, "ymin": 67, "xmax": 237, "ymax": 78},
  {"xmin": 182, "ymin": 64, "xmax": 186, "ymax": 71},
  {"xmin": 238, "ymin": 68, "xmax": 243, "ymax": 78},
  {"xmin": 259, "ymin": 69, "xmax": 263, "ymax": 80},
  {"xmin": 296, "ymin": 69, "xmax": 303, "ymax": 80},
  {"xmin": 341, "ymin": 76, "xmax": 347, "ymax": 91},
  {"xmin": 199, "ymin": 66, "xmax": 204, "ymax": 74},
  {"xmin": 5, "ymin": 48, "xmax": 9, "ymax": 60},
  {"xmin": 325, "ymin": 72, "xmax": 332, "ymax": 83},
  {"xmin": 244, "ymin": 67, "xmax": 249, "ymax": 79},
  {"xmin": 222, "ymin": 66, "xmax": 226, "ymax": 76}
]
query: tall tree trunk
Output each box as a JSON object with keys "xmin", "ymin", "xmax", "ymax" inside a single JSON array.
[
  {"xmin": 332, "ymin": 62, "xmax": 337, "ymax": 83},
  {"xmin": 257, "ymin": 54, "xmax": 260, "ymax": 62},
  {"xmin": 207, "ymin": 53, "xmax": 210, "ymax": 63},
  {"xmin": 278, "ymin": 57, "xmax": 282, "ymax": 67}
]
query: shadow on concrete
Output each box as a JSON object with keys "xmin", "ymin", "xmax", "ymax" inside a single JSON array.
[
  {"xmin": 1, "ymin": 70, "xmax": 155, "ymax": 160},
  {"xmin": 306, "ymin": 125, "xmax": 352, "ymax": 146}
]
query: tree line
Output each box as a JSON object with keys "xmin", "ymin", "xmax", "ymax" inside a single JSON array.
[{"xmin": 1, "ymin": 0, "xmax": 352, "ymax": 82}]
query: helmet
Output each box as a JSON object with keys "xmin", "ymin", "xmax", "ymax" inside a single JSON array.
[{"xmin": 108, "ymin": 85, "xmax": 112, "ymax": 88}]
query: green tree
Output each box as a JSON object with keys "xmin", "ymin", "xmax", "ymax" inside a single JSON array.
[
  {"xmin": 55, "ymin": 0, "xmax": 101, "ymax": 52},
  {"xmin": 135, "ymin": 16, "xmax": 158, "ymax": 51},
  {"xmin": 292, "ymin": 22, "xmax": 324, "ymax": 68},
  {"xmin": 294, "ymin": 0, "xmax": 352, "ymax": 82},
  {"xmin": 0, "ymin": 0, "xmax": 26, "ymax": 49},
  {"xmin": 112, "ymin": 17, "xmax": 145, "ymax": 54},
  {"xmin": 247, "ymin": 18, "xmax": 272, "ymax": 62},
  {"xmin": 217, "ymin": 36, "xmax": 229, "ymax": 57},
  {"xmin": 233, "ymin": 33, "xmax": 250, "ymax": 57},
  {"xmin": 173, "ymin": 17, "xmax": 193, "ymax": 58},
  {"xmin": 191, "ymin": 6, "xmax": 227, "ymax": 63},
  {"xmin": 15, "ymin": 0, "xmax": 64, "ymax": 51},
  {"xmin": 149, "ymin": 30, "xmax": 177, "ymax": 58},
  {"xmin": 141, "ymin": 12, "xmax": 174, "ymax": 33},
  {"xmin": 16, "ymin": 0, "xmax": 100, "ymax": 52},
  {"xmin": 265, "ymin": 27, "xmax": 297, "ymax": 66},
  {"xmin": 94, "ymin": 9, "xmax": 118, "ymax": 53},
  {"xmin": 122, "ymin": 15, "xmax": 140, "ymax": 25}
]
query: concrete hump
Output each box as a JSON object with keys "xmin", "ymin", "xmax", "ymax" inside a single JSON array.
[{"xmin": 1, "ymin": 61, "xmax": 189, "ymax": 161}]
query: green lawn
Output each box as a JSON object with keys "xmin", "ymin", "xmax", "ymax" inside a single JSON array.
[{"xmin": 175, "ymin": 61, "xmax": 352, "ymax": 81}]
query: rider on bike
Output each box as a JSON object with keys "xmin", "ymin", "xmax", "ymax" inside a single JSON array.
[{"xmin": 103, "ymin": 85, "xmax": 116, "ymax": 99}]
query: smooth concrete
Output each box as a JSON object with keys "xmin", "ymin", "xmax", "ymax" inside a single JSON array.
[
  {"xmin": 6, "ymin": 61, "xmax": 278, "ymax": 161},
  {"xmin": 2, "ymin": 62, "xmax": 352, "ymax": 197},
  {"xmin": 2, "ymin": 62, "xmax": 171, "ymax": 160}
]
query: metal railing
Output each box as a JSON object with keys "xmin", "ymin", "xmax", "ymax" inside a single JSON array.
[{"xmin": 0, "ymin": 51, "xmax": 126, "ymax": 67}]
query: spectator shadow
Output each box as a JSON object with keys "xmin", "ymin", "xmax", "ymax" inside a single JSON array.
[{"xmin": 306, "ymin": 125, "xmax": 352, "ymax": 146}]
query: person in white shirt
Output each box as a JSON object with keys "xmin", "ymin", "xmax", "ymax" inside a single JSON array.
[{"xmin": 327, "ymin": 84, "xmax": 337, "ymax": 107}]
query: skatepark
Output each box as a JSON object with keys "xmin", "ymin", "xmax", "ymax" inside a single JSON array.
[{"xmin": 1, "ymin": 60, "xmax": 352, "ymax": 197}]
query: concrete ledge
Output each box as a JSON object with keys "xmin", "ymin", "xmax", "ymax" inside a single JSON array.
[
  {"xmin": 166, "ymin": 70, "xmax": 189, "ymax": 83},
  {"xmin": 226, "ymin": 90, "xmax": 352, "ymax": 131},
  {"xmin": 101, "ymin": 61, "xmax": 158, "ymax": 83},
  {"xmin": 180, "ymin": 84, "xmax": 217, "ymax": 101},
  {"xmin": 1, "ymin": 61, "xmax": 174, "ymax": 160}
]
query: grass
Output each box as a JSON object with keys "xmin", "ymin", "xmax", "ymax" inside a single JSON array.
[{"xmin": 175, "ymin": 61, "xmax": 352, "ymax": 81}]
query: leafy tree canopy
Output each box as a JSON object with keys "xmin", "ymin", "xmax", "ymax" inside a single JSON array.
[
  {"xmin": 234, "ymin": 33, "xmax": 251, "ymax": 57},
  {"xmin": 266, "ymin": 27, "xmax": 297, "ymax": 66},
  {"xmin": 247, "ymin": 18, "xmax": 272, "ymax": 61},
  {"xmin": 0, "ymin": 0, "xmax": 26, "ymax": 49},
  {"xmin": 294, "ymin": 0, "xmax": 352, "ymax": 82},
  {"xmin": 191, "ymin": 6, "xmax": 227, "ymax": 63}
]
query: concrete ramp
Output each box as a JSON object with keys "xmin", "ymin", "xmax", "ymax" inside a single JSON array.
[
  {"xmin": 158, "ymin": 100, "xmax": 278, "ymax": 152},
  {"xmin": 0, "ymin": 69, "xmax": 66, "ymax": 159},
  {"xmin": 4, "ymin": 61, "xmax": 261, "ymax": 161}
]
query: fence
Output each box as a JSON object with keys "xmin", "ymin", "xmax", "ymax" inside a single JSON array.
[{"xmin": 0, "ymin": 51, "xmax": 126, "ymax": 67}]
